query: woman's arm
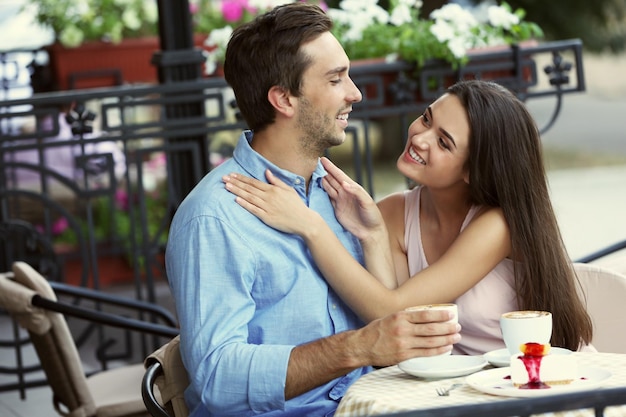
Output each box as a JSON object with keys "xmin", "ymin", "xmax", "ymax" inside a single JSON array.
[
  {"xmin": 311, "ymin": 203, "xmax": 512, "ymax": 321},
  {"xmin": 223, "ymin": 168, "xmax": 512, "ymax": 322},
  {"xmin": 320, "ymin": 157, "xmax": 397, "ymax": 289},
  {"xmin": 377, "ymin": 192, "xmax": 412, "ymax": 285},
  {"xmin": 223, "ymin": 159, "xmax": 398, "ymax": 289}
]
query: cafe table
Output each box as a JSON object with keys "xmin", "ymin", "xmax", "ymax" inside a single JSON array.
[{"xmin": 335, "ymin": 352, "xmax": 626, "ymax": 417}]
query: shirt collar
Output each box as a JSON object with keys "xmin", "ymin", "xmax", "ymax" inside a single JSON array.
[{"xmin": 232, "ymin": 130, "xmax": 327, "ymax": 193}]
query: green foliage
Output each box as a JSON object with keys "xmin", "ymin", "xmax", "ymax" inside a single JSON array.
[
  {"xmin": 52, "ymin": 186, "xmax": 169, "ymax": 270},
  {"xmin": 476, "ymin": 0, "xmax": 626, "ymax": 53},
  {"xmin": 25, "ymin": 0, "xmax": 159, "ymax": 47},
  {"xmin": 331, "ymin": 1, "xmax": 543, "ymax": 68}
]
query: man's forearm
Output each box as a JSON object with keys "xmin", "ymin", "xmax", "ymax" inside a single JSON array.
[
  {"xmin": 285, "ymin": 329, "xmax": 364, "ymax": 399},
  {"xmin": 284, "ymin": 305, "xmax": 462, "ymax": 399}
]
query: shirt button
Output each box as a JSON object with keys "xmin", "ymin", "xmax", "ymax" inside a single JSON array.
[
  {"xmin": 332, "ymin": 304, "xmax": 337, "ymax": 309},
  {"xmin": 294, "ymin": 178, "xmax": 301, "ymax": 185}
]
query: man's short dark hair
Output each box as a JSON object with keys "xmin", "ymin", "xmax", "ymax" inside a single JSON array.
[{"xmin": 224, "ymin": 3, "xmax": 332, "ymax": 132}]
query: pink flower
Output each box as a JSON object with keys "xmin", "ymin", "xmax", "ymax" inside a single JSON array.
[
  {"xmin": 52, "ymin": 217, "xmax": 69, "ymax": 235},
  {"xmin": 221, "ymin": 0, "xmax": 248, "ymax": 23},
  {"xmin": 115, "ymin": 189, "xmax": 129, "ymax": 211},
  {"xmin": 147, "ymin": 152, "xmax": 166, "ymax": 169},
  {"xmin": 315, "ymin": 1, "xmax": 328, "ymax": 11}
]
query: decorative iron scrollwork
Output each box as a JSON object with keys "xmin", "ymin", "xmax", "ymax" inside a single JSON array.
[
  {"xmin": 65, "ymin": 102, "xmax": 96, "ymax": 137},
  {"xmin": 545, "ymin": 52, "xmax": 572, "ymax": 87}
]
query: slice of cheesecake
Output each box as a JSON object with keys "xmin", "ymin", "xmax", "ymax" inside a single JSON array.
[{"xmin": 510, "ymin": 342, "xmax": 577, "ymax": 389}]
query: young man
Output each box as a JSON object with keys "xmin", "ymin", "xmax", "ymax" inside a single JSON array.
[{"xmin": 165, "ymin": 3, "xmax": 461, "ymax": 416}]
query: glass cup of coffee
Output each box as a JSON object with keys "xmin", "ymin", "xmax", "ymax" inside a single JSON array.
[{"xmin": 500, "ymin": 310, "xmax": 552, "ymax": 355}]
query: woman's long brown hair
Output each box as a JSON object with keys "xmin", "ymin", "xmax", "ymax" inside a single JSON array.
[{"xmin": 449, "ymin": 80, "xmax": 593, "ymax": 350}]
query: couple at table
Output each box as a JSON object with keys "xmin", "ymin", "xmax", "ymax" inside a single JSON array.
[
  {"xmin": 221, "ymin": 51, "xmax": 592, "ymax": 357},
  {"xmin": 166, "ymin": 3, "xmax": 592, "ymax": 417}
]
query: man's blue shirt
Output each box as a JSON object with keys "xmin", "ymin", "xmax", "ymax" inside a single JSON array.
[{"xmin": 166, "ymin": 131, "xmax": 370, "ymax": 416}]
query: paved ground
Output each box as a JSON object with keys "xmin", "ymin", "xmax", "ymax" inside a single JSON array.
[
  {"xmin": 548, "ymin": 165, "xmax": 626, "ymax": 262},
  {"xmin": 528, "ymin": 52, "xmax": 626, "ymax": 262},
  {"xmin": 1, "ymin": 51, "xmax": 626, "ymax": 417}
]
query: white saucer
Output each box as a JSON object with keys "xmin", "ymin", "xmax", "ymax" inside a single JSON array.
[
  {"xmin": 398, "ymin": 355, "xmax": 488, "ymax": 379},
  {"xmin": 483, "ymin": 347, "xmax": 573, "ymax": 368},
  {"xmin": 466, "ymin": 366, "xmax": 611, "ymax": 397}
]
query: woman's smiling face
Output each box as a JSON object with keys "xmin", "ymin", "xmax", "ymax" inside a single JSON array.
[{"xmin": 397, "ymin": 93, "xmax": 471, "ymax": 189}]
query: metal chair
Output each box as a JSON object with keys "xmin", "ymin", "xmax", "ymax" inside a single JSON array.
[
  {"xmin": 141, "ymin": 335, "xmax": 189, "ymax": 417},
  {"xmin": 0, "ymin": 261, "xmax": 179, "ymax": 417}
]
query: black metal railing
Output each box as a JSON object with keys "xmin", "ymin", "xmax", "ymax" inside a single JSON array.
[{"xmin": 0, "ymin": 38, "xmax": 585, "ymax": 395}]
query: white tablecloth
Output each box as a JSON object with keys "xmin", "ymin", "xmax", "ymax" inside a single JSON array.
[{"xmin": 336, "ymin": 352, "xmax": 626, "ymax": 417}]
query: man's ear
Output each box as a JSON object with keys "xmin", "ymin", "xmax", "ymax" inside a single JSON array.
[{"xmin": 267, "ymin": 85, "xmax": 295, "ymax": 117}]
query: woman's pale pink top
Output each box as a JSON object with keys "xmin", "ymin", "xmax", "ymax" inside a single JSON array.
[{"xmin": 404, "ymin": 186, "xmax": 516, "ymax": 355}]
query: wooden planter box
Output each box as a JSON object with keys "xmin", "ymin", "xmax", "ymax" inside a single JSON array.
[
  {"xmin": 58, "ymin": 248, "xmax": 167, "ymax": 288},
  {"xmin": 46, "ymin": 37, "xmax": 161, "ymax": 90},
  {"xmin": 46, "ymin": 35, "xmax": 210, "ymax": 90}
]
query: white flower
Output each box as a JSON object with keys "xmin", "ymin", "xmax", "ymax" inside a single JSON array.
[
  {"xmin": 389, "ymin": 4, "xmax": 412, "ymax": 27},
  {"xmin": 339, "ymin": 0, "xmax": 379, "ymax": 12},
  {"xmin": 142, "ymin": 170, "xmax": 158, "ymax": 192},
  {"xmin": 59, "ymin": 25, "xmax": 84, "ymax": 48},
  {"xmin": 430, "ymin": 20, "xmax": 455, "ymax": 43},
  {"xmin": 334, "ymin": 0, "xmax": 389, "ymax": 25},
  {"xmin": 343, "ymin": 19, "xmax": 373, "ymax": 43},
  {"xmin": 73, "ymin": 0, "xmax": 91, "ymax": 16},
  {"xmin": 370, "ymin": 4, "xmax": 392, "ymax": 24},
  {"xmin": 326, "ymin": 8, "xmax": 350, "ymax": 25},
  {"xmin": 428, "ymin": 3, "xmax": 483, "ymax": 53},
  {"xmin": 204, "ymin": 26, "xmax": 234, "ymax": 49},
  {"xmin": 328, "ymin": 0, "xmax": 390, "ymax": 41},
  {"xmin": 203, "ymin": 26, "xmax": 234, "ymax": 74},
  {"xmin": 447, "ymin": 36, "xmax": 469, "ymax": 59},
  {"xmin": 487, "ymin": 5, "xmax": 519, "ymax": 30},
  {"xmin": 203, "ymin": 51, "xmax": 218, "ymax": 76},
  {"xmin": 430, "ymin": 18, "xmax": 473, "ymax": 58},
  {"xmin": 249, "ymin": 0, "xmax": 294, "ymax": 10},
  {"xmin": 143, "ymin": 1, "xmax": 159, "ymax": 24},
  {"xmin": 430, "ymin": 3, "xmax": 478, "ymax": 32},
  {"xmin": 122, "ymin": 8, "xmax": 142, "ymax": 31}
]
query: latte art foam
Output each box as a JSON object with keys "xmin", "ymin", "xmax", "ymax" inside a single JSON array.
[{"xmin": 503, "ymin": 311, "xmax": 550, "ymax": 319}]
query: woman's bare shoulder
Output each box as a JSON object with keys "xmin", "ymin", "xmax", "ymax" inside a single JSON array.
[
  {"xmin": 376, "ymin": 191, "xmax": 406, "ymax": 218},
  {"xmin": 471, "ymin": 205, "xmax": 506, "ymax": 226}
]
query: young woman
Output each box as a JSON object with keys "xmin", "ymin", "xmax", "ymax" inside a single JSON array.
[{"xmin": 223, "ymin": 79, "xmax": 593, "ymax": 355}]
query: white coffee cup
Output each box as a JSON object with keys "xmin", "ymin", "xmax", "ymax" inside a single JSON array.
[
  {"xmin": 500, "ymin": 310, "xmax": 552, "ymax": 355},
  {"xmin": 405, "ymin": 303, "xmax": 458, "ymax": 356}
]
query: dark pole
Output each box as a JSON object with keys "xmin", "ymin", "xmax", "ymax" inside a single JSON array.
[{"xmin": 152, "ymin": 0, "xmax": 208, "ymax": 200}]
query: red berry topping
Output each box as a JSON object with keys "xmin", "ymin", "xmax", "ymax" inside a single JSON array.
[{"xmin": 520, "ymin": 342, "xmax": 551, "ymax": 356}]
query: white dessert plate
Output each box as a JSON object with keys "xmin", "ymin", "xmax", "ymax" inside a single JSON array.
[
  {"xmin": 398, "ymin": 355, "xmax": 488, "ymax": 379},
  {"xmin": 483, "ymin": 347, "xmax": 573, "ymax": 368},
  {"xmin": 466, "ymin": 366, "xmax": 611, "ymax": 397}
]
